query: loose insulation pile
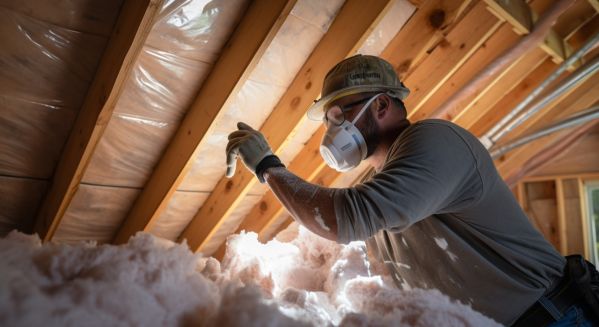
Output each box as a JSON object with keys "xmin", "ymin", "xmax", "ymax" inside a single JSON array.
[{"xmin": 0, "ymin": 224, "xmax": 501, "ymax": 326}]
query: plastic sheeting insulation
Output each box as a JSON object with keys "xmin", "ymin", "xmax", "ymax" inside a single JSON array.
[
  {"xmin": 0, "ymin": 1, "xmax": 122, "ymax": 235},
  {"xmin": 0, "ymin": 224, "xmax": 501, "ymax": 326},
  {"xmin": 53, "ymin": 0, "xmax": 250, "ymax": 243}
]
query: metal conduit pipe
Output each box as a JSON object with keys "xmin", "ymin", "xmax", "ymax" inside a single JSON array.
[
  {"xmin": 489, "ymin": 105, "xmax": 599, "ymax": 159},
  {"xmin": 480, "ymin": 30, "xmax": 599, "ymax": 149},
  {"xmin": 489, "ymin": 53, "xmax": 599, "ymax": 144}
]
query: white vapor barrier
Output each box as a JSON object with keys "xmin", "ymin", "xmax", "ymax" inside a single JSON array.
[
  {"xmin": 151, "ymin": 191, "xmax": 210, "ymax": 241},
  {"xmin": 0, "ymin": 176, "xmax": 47, "ymax": 236},
  {"xmin": 55, "ymin": 0, "xmax": 249, "ymax": 242},
  {"xmin": 178, "ymin": 0, "xmax": 345, "ymax": 193},
  {"xmin": 53, "ymin": 185, "xmax": 140, "ymax": 244},
  {"xmin": 82, "ymin": 0, "xmax": 249, "ymax": 187},
  {"xmin": 0, "ymin": 225, "xmax": 501, "ymax": 326},
  {"xmin": 0, "ymin": 5, "xmax": 116, "ymax": 179},
  {"xmin": 0, "ymin": 0, "xmax": 120, "ymax": 237},
  {"xmin": 356, "ymin": 0, "xmax": 415, "ymax": 56}
]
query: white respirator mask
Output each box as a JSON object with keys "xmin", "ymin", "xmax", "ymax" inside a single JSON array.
[{"xmin": 320, "ymin": 94, "xmax": 382, "ymax": 172}]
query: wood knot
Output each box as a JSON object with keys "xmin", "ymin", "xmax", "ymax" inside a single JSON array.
[{"xmin": 428, "ymin": 9, "xmax": 445, "ymax": 30}]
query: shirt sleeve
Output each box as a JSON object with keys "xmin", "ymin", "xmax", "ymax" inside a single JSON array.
[{"xmin": 334, "ymin": 123, "xmax": 483, "ymax": 243}]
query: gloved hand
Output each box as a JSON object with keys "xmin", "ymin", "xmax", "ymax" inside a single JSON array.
[{"xmin": 226, "ymin": 122, "xmax": 283, "ymax": 182}]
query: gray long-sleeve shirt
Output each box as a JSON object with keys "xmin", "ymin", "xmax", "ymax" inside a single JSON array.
[{"xmin": 333, "ymin": 119, "xmax": 565, "ymax": 325}]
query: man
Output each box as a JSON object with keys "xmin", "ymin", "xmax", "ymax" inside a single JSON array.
[{"xmin": 225, "ymin": 55, "xmax": 596, "ymax": 325}]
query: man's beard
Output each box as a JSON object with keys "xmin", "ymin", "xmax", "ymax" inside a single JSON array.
[{"xmin": 359, "ymin": 109, "xmax": 380, "ymax": 158}]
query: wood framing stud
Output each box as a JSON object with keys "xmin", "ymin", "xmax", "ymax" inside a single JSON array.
[
  {"xmin": 112, "ymin": 0, "xmax": 297, "ymax": 244},
  {"xmin": 34, "ymin": 0, "xmax": 163, "ymax": 241}
]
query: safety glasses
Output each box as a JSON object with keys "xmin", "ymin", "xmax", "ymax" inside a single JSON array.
[{"xmin": 324, "ymin": 94, "xmax": 381, "ymax": 126}]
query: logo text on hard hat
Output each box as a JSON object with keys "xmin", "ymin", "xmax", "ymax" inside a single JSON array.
[{"xmin": 349, "ymin": 72, "xmax": 380, "ymax": 80}]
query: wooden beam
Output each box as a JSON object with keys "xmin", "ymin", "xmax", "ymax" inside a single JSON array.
[
  {"xmin": 409, "ymin": 23, "xmax": 521, "ymax": 122},
  {"xmin": 589, "ymin": 0, "xmax": 599, "ymax": 12},
  {"xmin": 483, "ymin": 0, "xmax": 578, "ymax": 66},
  {"xmin": 404, "ymin": 1, "xmax": 502, "ymax": 115},
  {"xmin": 484, "ymin": 0, "xmax": 533, "ymax": 35},
  {"xmin": 522, "ymin": 173, "xmax": 599, "ymax": 182},
  {"xmin": 451, "ymin": 48, "xmax": 548, "ymax": 125},
  {"xmin": 381, "ymin": 0, "xmax": 472, "ymax": 80},
  {"xmin": 555, "ymin": 178, "xmax": 568, "ymax": 253},
  {"xmin": 468, "ymin": 57, "xmax": 557, "ymax": 136},
  {"xmin": 112, "ymin": 0, "xmax": 297, "ymax": 244},
  {"xmin": 578, "ymin": 177, "xmax": 591, "ymax": 259},
  {"xmin": 33, "ymin": 0, "xmax": 163, "ymax": 241},
  {"xmin": 178, "ymin": 0, "xmax": 394, "ymax": 253}
]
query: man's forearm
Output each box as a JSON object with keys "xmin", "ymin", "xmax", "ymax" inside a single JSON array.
[{"xmin": 263, "ymin": 167, "xmax": 338, "ymax": 241}]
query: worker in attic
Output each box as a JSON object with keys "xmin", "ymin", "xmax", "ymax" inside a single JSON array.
[{"xmin": 226, "ymin": 54, "xmax": 599, "ymax": 326}]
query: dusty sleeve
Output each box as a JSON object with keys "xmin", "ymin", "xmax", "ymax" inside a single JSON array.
[{"xmin": 334, "ymin": 123, "xmax": 483, "ymax": 243}]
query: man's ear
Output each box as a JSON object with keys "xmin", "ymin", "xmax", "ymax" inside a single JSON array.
[{"xmin": 374, "ymin": 94, "xmax": 390, "ymax": 119}]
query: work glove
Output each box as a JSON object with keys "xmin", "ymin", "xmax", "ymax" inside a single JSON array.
[{"xmin": 226, "ymin": 122, "xmax": 284, "ymax": 183}]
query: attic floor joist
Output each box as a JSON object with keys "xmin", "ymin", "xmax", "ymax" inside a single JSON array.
[
  {"xmin": 178, "ymin": 0, "xmax": 395, "ymax": 253},
  {"xmin": 33, "ymin": 0, "xmax": 162, "ymax": 241},
  {"xmin": 112, "ymin": 0, "xmax": 297, "ymax": 244}
]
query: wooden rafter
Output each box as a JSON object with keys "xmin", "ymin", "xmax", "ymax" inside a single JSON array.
[
  {"xmin": 469, "ymin": 57, "xmax": 558, "ymax": 135},
  {"xmin": 178, "ymin": 0, "xmax": 395, "ymax": 253},
  {"xmin": 112, "ymin": 0, "xmax": 297, "ymax": 244},
  {"xmin": 33, "ymin": 0, "xmax": 163, "ymax": 241},
  {"xmin": 381, "ymin": 0, "xmax": 472, "ymax": 80},
  {"xmin": 451, "ymin": 48, "xmax": 549, "ymax": 124},
  {"xmin": 483, "ymin": 0, "xmax": 578, "ymax": 65},
  {"xmin": 410, "ymin": 22, "xmax": 522, "ymax": 122},
  {"xmin": 405, "ymin": 0, "xmax": 503, "ymax": 117}
]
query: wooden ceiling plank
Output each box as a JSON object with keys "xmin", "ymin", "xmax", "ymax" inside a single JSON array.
[
  {"xmin": 469, "ymin": 57, "xmax": 558, "ymax": 135},
  {"xmin": 452, "ymin": 49, "xmax": 549, "ymax": 126},
  {"xmin": 178, "ymin": 0, "xmax": 394, "ymax": 253},
  {"xmin": 33, "ymin": 0, "xmax": 163, "ymax": 241},
  {"xmin": 404, "ymin": 1, "xmax": 503, "ymax": 115},
  {"xmin": 469, "ymin": 11, "xmax": 598, "ymax": 136},
  {"xmin": 381, "ymin": 0, "xmax": 472, "ymax": 80},
  {"xmin": 409, "ymin": 23, "xmax": 521, "ymax": 122},
  {"xmin": 112, "ymin": 0, "xmax": 297, "ymax": 244}
]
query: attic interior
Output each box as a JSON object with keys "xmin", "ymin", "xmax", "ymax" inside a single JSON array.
[{"xmin": 1, "ymin": 0, "xmax": 599, "ymax": 325}]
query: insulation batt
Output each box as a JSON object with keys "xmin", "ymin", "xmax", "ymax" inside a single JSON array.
[{"xmin": 0, "ymin": 224, "xmax": 502, "ymax": 326}]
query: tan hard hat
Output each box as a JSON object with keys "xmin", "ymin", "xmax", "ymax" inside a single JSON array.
[{"xmin": 307, "ymin": 54, "xmax": 410, "ymax": 121}]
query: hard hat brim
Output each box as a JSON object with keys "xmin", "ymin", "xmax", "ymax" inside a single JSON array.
[{"xmin": 306, "ymin": 85, "xmax": 410, "ymax": 121}]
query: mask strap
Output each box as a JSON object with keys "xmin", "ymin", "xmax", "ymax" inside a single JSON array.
[{"xmin": 351, "ymin": 93, "xmax": 382, "ymax": 124}]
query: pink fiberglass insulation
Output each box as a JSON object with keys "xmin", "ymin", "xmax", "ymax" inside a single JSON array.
[{"xmin": 0, "ymin": 224, "xmax": 502, "ymax": 326}]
